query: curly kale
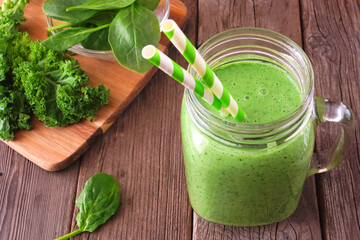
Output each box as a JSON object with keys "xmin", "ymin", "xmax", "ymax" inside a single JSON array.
[
  {"xmin": 0, "ymin": 0, "xmax": 31, "ymax": 140},
  {"xmin": 0, "ymin": 85, "xmax": 31, "ymax": 140},
  {"xmin": 0, "ymin": 0, "xmax": 28, "ymax": 41},
  {"xmin": 14, "ymin": 39, "xmax": 109, "ymax": 126},
  {"xmin": 0, "ymin": 0, "xmax": 109, "ymax": 140}
]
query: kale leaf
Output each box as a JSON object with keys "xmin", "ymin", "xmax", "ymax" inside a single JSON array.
[
  {"xmin": 14, "ymin": 38, "xmax": 109, "ymax": 126},
  {"xmin": 0, "ymin": 0, "xmax": 110, "ymax": 140},
  {"xmin": 0, "ymin": 85, "xmax": 31, "ymax": 140},
  {"xmin": 0, "ymin": 0, "xmax": 32, "ymax": 140}
]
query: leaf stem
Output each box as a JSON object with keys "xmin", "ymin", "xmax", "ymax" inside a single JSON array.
[
  {"xmin": 47, "ymin": 22, "xmax": 78, "ymax": 32},
  {"xmin": 91, "ymin": 23, "xmax": 111, "ymax": 31},
  {"xmin": 49, "ymin": 22, "xmax": 111, "ymax": 33},
  {"xmin": 53, "ymin": 228, "xmax": 83, "ymax": 240}
]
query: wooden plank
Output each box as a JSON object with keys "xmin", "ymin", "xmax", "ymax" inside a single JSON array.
[
  {"xmin": 301, "ymin": 0, "xmax": 360, "ymax": 239},
  {"xmin": 193, "ymin": 0, "xmax": 322, "ymax": 239},
  {"xmin": 0, "ymin": 1, "xmax": 192, "ymax": 240},
  {"xmin": 1, "ymin": 0, "xmax": 187, "ymax": 171},
  {"xmin": 0, "ymin": 143, "xmax": 81, "ymax": 239},
  {"xmin": 51, "ymin": 0, "xmax": 196, "ymax": 239}
]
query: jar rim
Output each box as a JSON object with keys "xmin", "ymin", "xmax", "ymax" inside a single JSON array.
[{"xmin": 186, "ymin": 27, "xmax": 314, "ymax": 135}]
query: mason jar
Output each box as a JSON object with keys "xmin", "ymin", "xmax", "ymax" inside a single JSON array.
[{"xmin": 181, "ymin": 28, "xmax": 354, "ymax": 226}]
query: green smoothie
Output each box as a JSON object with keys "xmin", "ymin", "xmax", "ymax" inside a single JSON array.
[{"xmin": 181, "ymin": 60, "xmax": 315, "ymax": 226}]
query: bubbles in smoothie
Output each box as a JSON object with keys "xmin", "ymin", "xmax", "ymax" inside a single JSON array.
[
  {"xmin": 259, "ymin": 89, "xmax": 267, "ymax": 95},
  {"xmin": 212, "ymin": 60, "xmax": 301, "ymax": 124}
]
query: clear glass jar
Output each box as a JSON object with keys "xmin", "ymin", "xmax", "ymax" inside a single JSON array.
[
  {"xmin": 46, "ymin": 0, "xmax": 170, "ymax": 61},
  {"xmin": 181, "ymin": 28, "xmax": 354, "ymax": 226}
]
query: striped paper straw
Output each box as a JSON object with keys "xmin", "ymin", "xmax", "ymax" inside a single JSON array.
[
  {"xmin": 161, "ymin": 19, "xmax": 245, "ymax": 122},
  {"xmin": 142, "ymin": 45, "xmax": 228, "ymax": 113}
]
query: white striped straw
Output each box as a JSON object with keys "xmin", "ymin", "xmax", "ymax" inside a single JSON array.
[
  {"xmin": 142, "ymin": 45, "xmax": 229, "ymax": 114},
  {"xmin": 161, "ymin": 19, "xmax": 245, "ymax": 121}
]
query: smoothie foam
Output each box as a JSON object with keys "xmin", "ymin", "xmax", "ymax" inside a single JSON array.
[{"xmin": 212, "ymin": 61, "xmax": 302, "ymax": 123}]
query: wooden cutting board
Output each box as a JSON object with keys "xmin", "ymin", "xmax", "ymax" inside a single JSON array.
[{"xmin": 2, "ymin": 0, "xmax": 187, "ymax": 171}]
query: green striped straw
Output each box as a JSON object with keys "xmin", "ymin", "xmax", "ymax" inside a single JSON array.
[
  {"xmin": 161, "ymin": 19, "xmax": 245, "ymax": 122},
  {"xmin": 142, "ymin": 45, "xmax": 228, "ymax": 113}
]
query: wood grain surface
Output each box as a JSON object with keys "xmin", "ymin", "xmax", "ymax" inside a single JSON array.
[
  {"xmin": 301, "ymin": 0, "xmax": 360, "ymax": 239},
  {"xmin": 193, "ymin": 0, "xmax": 321, "ymax": 239},
  {"xmin": 2, "ymin": 0, "xmax": 187, "ymax": 171},
  {"xmin": 0, "ymin": 0, "xmax": 359, "ymax": 240}
]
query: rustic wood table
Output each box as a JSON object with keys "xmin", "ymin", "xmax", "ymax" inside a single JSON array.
[{"xmin": 1, "ymin": 0, "xmax": 359, "ymax": 239}]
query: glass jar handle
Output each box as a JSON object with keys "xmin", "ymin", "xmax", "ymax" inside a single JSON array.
[{"xmin": 308, "ymin": 97, "xmax": 355, "ymax": 176}]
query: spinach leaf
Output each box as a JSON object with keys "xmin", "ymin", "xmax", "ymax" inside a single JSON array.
[
  {"xmin": 54, "ymin": 173, "xmax": 120, "ymax": 240},
  {"xmin": 108, "ymin": 3, "xmax": 160, "ymax": 72},
  {"xmin": 75, "ymin": 173, "xmax": 120, "ymax": 232},
  {"xmin": 67, "ymin": 0, "xmax": 135, "ymax": 11},
  {"xmin": 136, "ymin": 0, "xmax": 160, "ymax": 11},
  {"xmin": 80, "ymin": 11, "xmax": 117, "ymax": 51},
  {"xmin": 85, "ymin": 11, "xmax": 118, "ymax": 26},
  {"xmin": 43, "ymin": 0, "xmax": 98, "ymax": 23},
  {"xmin": 81, "ymin": 28, "xmax": 111, "ymax": 51},
  {"xmin": 42, "ymin": 24, "xmax": 110, "ymax": 52}
]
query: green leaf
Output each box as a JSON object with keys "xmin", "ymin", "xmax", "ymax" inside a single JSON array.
[
  {"xmin": 56, "ymin": 84, "xmax": 109, "ymax": 122},
  {"xmin": 0, "ymin": 117, "xmax": 13, "ymax": 141},
  {"xmin": 136, "ymin": 0, "xmax": 160, "ymax": 11},
  {"xmin": 54, "ymin": 173, "xmax": 120, "ymax": 240},
  {"xmin": 14, "ymin": 40, "xmax": 110, "ymax": 127},
  {"xmin": 84, "ymin": 11, "xmax": 118, "ymax": 26},
  {"xmin": 43, "ymin": 0, "xmax": 98, "ymax": 22},
  {"xmin": 0, "ymin": 86, "xmax": 32, "ymax": 141},
  {"xmin": 0, "ymin": 0, "xmax": 28, "ymax": 25},
  {"xmin": 79, "ymin": 11, "xmax": 117, "ymax": 51},
  {"xmin": 75, "ymin": 173, "xmax": 120, "ymax": 232},
  {"xmin": 108, "ymin": 3, "xmax": 160, "ymax": 72},
  {"xmin": 0, "ymin": 53, "xmax": 10, "ymax": 81},
  {"xmin": 81, "ymin": 28, "xmax": 111, "ymax": 51},
  {"xmin": 67, "ymin": 0, "xmax": 135, "ymax": 11},
  {"xmin": 0, "ymin": 0, "xmax": 28, "ymax": 38},
  {"xmin": 0, "ymin": 0, "xmax": 110, "ymax": 140},
  {"xmin": 42, "ymin": 25, "xmax": 110, "ymax": 52}
]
